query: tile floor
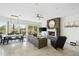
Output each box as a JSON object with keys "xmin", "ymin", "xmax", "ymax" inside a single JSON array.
[{"xmin": 0, "ymin": 38, "xmax": 79, "ymax": 56}]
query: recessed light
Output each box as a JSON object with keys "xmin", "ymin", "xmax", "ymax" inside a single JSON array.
[
  {"xmin": 35, "ymin": 3, "xmax": 39, "ymax": 5},
  {"xmin": 71, "ymin": 8, "xmax": 75, "ymax": 10},
  {"xmin": 56, "ymin": 7, "xmax": 59, "ymax": 10}
]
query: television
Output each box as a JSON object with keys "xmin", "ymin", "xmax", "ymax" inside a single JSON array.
[{"xmin": 39, "ymin": 27, "xmax": 47, "ymax": 32}]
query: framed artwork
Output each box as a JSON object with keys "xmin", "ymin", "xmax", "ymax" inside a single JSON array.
[{"xmin": 47, "ymin": 19, "xmax": 55, "ymax": 29}]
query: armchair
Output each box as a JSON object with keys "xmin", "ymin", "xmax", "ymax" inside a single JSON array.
[{"xmin": 51, "ymin": 36, "xmax": 67, "ymax": 49}]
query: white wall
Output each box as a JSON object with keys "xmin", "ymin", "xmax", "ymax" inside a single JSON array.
[
  {"xmin": 61, "ymin": 15, "xmax": 79, "ymax": 43},
  {"xmin": 40, "ymin": 20, "xmax": 47, "ymax": 27}
]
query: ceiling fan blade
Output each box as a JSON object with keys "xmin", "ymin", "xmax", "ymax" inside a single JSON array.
[
  {"xmin": 36, "ymin": 14, "xmax": 40, "ymax": 17},
  {"xmin": 40, "ymin": 16, "xmax": 44, "ymax": 18},
  {"xmin": 36, "ymin": 13, "xmax": 44, "ymax": 19}
]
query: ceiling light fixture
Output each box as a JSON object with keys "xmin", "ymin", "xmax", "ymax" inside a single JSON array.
[{"xmin": 35, "ymin": 3, "xmax": 44, "ymax": 20}]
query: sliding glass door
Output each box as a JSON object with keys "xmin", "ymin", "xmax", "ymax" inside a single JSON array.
[{"xmin": 0, "ymin": 22, "xmax": 6, "ymax": 34}]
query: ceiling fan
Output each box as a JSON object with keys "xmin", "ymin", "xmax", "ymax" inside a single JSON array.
[
  {"xmin": 35, "ymin": 3, "xmax": 44, "ymax": 20},
  {"xmin": 36, "ymin": 13, "xmax": 44, "ymax": 20}
]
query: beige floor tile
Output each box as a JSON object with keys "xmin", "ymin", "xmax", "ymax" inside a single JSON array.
[{"xmin": 0, "ymin": 38, "xmax": 79, "ymax": 56}]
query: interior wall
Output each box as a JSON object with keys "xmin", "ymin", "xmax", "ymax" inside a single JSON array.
[
  {"xmin": 61, "ymin": 15, "xmax": 79, "ymax": 43},
  {"xmin": 41, "ymin": 20, "xmax": 47, "ymax": 27},
  {"xmin": 41, "ymin": 15, "xmax": 79, "ymax": 43}
]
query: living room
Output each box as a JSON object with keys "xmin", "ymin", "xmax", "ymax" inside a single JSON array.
[{"xmin": 0, "ymin": 3, "xmax": 79, "ymax": 56}]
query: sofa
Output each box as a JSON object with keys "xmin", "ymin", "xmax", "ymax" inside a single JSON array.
[
  {"xmin": 28, "ymin": 35, "xmax": 47, "ymax": 49},
  {"xmin": 51, "ymin": 36, "xmax": 67, "ymax": 49}
]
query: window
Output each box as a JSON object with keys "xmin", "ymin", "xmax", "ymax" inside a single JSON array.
[{"xmin": 0, "ymin": 22, "xmax": 6, "ymax": 34}]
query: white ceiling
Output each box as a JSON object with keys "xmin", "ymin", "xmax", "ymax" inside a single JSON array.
[{"xmin": 0, "ymin": 3, "xmax": 79, "ymax": 22}]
